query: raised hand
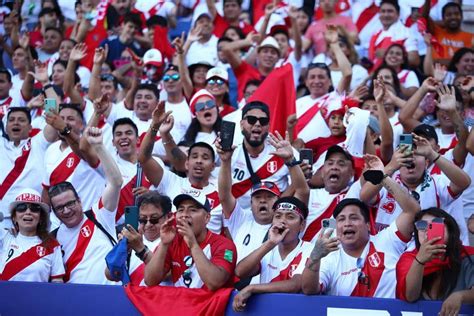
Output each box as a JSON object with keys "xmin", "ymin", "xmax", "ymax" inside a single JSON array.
[
  {"xmin": 435, "ymin": 85, "xmax": 457, "ymax": 111},
  {"xmin": 268, "ymin": 224, "xmax": 290, "ymax": 245},
  {"xmin": 151, "ymin": 101, "xmax": 173, "ymax": 130},
  {"xmin": 26, "ymin": 94, "xmax": 45, "ymax": 109},
  {"xmin": 416, "ymin": 236, "xmax": 446, "ymax": 264},
  {"xmin": 325, "ymin": 24, "xmax": 339, "ymax": 44},
  {"xmin": 28, "ymin": 60, "xmax": 49, "ymax": 85},
  {"xmin": 245, "ymin": 31, "xmax": 261, "ymax": 46},
  {"xmin": 19, "ymin": 32, "xmax": 30, "ymax": 49},
  {"xmin": 85, "ymin": 126, "xmax": 103, "ymax": 145},
  {"xmin": 309, "ymin": 228, "xmax": 339, "ymax": 261},
  {"xmin": 176, "ymin": 218, "xmax": 197, "ymax": 249},
  {"xmin": 421, "ymin": 77, "xmax": 439, "ymax": 92},
  {"xmin": 132, "ymin": 186, "xmax": 149, "ymax": 197},
  {"xmin": 70, "ymin": 43, "xmax": 88, "ymax": 61},
  {"xmin": 215, "ymin": 135, "xmax": 236, "ymax": 162},
  {"xmin": 413, "ymin": 133, "xmax": 436, "ymax": 159},
  {"xmin": 93, "ymin": 94, "xmax": 111, "ymax": 115},
  {"xmin": 93, "ymin": 45, "xmax": 108, "ymax": 65},
  {"xmin": 122, "ymin": 225, "xmax": 144, "ymax": 252},
  {"xmin": 264, "ymin": 0, "xmax": 277, "ymax": 18},
  {"xmin": 348, "ymin": 84, "xmax": 369, "ymax": 102},
  {"xmin": 188, "ymin": 25, "xmax": 203, "ymax": 42},
  {"xmin": 172, "ymin": 32, "xmax": 185, "ymax": 55},
  {"xmin": 433, "ymin": 63, "xmax": 447, "ymax": 82},
  {"xmin": 374, "ymin": 77, "xmax": 386, "ymax": 104},
  {"xmin": 268, "ymin": 130, "xmax": 295, "ymax": 162},
  {"xmin": 160, "ymin": 217, "xmax": 177, "ymax": 246},
  {"xmin": 45, "ymin": 110, "xmax": 67, "ymax": 131},
  {"xmin": 387, "ymin": 145, "xmax": 414, "ymax": 171},
  {"xmin": 286, "ymin": 114, "xmax": 297, "ymax": 131},
  {"xmin": 364, "ymin": 154, "xmax": 384, "ymax": 171},
  {"xmin": 158, "ymin": 110, "xmax": 174, "ymax": 136}
]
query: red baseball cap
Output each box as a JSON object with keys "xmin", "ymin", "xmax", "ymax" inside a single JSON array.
[{"xmin": 251, "ymin": 181, "xmax": 281, "ymax": 197}]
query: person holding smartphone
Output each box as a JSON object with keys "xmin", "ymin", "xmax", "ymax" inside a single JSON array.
[{"xmin": 396, "ymin": 208, "xmax": 474, "ymax": 316}]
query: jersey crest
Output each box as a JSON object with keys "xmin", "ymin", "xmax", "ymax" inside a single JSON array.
[
  {"xmin": 368, "ymin": 252, "xmax": 382, "ymax": 268},
  {"xmin": 81, "ymin": 225, "xmax": 92, "ymax": 238},
  {"xmin": 266, "ymin": 161, "xmax": 278, "ymax": 173},
  {"xmin": 36, "ymin": 246, "xmax": 46, "ymax": 257}
]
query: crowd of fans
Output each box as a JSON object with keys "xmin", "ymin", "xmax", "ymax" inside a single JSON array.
[{"xmin": 0, "ymin": 0, "xmax": 473, "ymax": 314}]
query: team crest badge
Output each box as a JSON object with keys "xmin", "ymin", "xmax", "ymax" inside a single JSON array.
[
  {"xmin": 81, "ymin": 225, "xmax": 92, "ymax": 238},
  {"xmin": 22, "ymin": 142, "xmax": 31, "ymax": 152},
  {"xmin": 288, "ymin": 264, "xmax": 298, "ymax": 278},
  {"xmin": 36, "ymin": 246, "xmax": 46, "ymax": 257},
  {"xmin": 267, "ymin": 161, "xmax": 278, "ymax": 173},
  {"xmin": 66, "ymin": 157, "xmax": 75, "ymax": 168},
  {"xmin": 368, "ymin": 252, "xmax": 381, "ymax": 268},
  {"xmin": 207, "ymin": 198, "xmax": 215, "ymax": 209}
]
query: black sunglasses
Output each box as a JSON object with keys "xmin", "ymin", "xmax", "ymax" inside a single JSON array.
[
  {"xmin": 16, "ymin": 203, "xmax": 43, "ymax": 213},
  {"xmin": 308, "ymin": 62, "xmax": 330, "ymax": 71},
  {"xmin": 138, "ymin": 213, "xmax": 167, "ymax": 225},
  {"xmin": 252, "ymin": 181, "xmax": 277, "ymax": 191},
  {"xmin": 244, "ymin": 115, "xmax": 269, "ymax": 126}
]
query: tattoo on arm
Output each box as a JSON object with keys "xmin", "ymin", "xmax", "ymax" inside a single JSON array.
[{"xmin": 171, "ymin": 146, "xmax": 186, "ymax": 162}]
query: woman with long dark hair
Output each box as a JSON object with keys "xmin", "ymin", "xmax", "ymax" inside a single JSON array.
[
  {"xmin": 396, "ymin": 208, "xmax": 474, "ymax": 315},
  {"xmin": 0, "ymin": 189, "xmax": 64, "ymax": 282},
  {"xmin": 382, "ymin": 43, "xmax": 419, "ymax": 98}
]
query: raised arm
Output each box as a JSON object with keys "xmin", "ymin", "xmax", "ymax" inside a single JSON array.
[
  {"xmin": 221, "ymin": 38, "xmax": 249, "ymax": 70},
  {"xmin": 288, "ymin": 6, "xmax": 302, "ymax": 61},
  {"xmin": 216, "ymin": 139, "xmax": 237, "ymax": 219},
  {"xmin": 85, "ymin": 127, "xmax": 123, "ymax": 212},
  {"xmin": 158, "ymin": 103, "xmax": 188, "ymax": 172},
  {"xmin": 205, "ymin": 0, "xmax": 217, "ymax": 19},
  {"xmin": 374, "ymin": 78, "xmax": 394, "ymax": 163},
  {"xmin": 173, "ymin": 33, "xmax": 194, "ymax": 100},
  {"xmin": 325, "ymin": 25, "xmax": 351, "ymax": 94},
  {"xmin": 145, "ymin": 217, "xmax": 175, "ymax": 286},
  {"xmin": 64, "ymin": 43, "xmax": 86, "ymax": 105},
  {"xmin": 88, "ymin": 45, "xmax": 108, "ymax": 101}
]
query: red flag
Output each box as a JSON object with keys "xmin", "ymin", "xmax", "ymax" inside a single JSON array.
[
  {"xmin": 125, "ymin": 285, "xmax": 232, "ymax": 316},
  {"xmin": 153, "ymin": 26, "xmax": 176, "ymax": 62},
  {"xmin": 248, "ymin": 63, "xmax": 296, "ymax": 136}
]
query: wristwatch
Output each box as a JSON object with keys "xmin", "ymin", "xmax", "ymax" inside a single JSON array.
[
  {"xmin": 59, "ymin": 124, "xmax": 72, "ymax": 136},
  {"xmin": 284, "ymin": 158, "xmax": 300, "ymax": 168}
]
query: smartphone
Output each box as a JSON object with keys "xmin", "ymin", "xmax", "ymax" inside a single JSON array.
[
  {"xmin": 427, "ymin": 219, "xmax": 445, "ymax": 245},
  {"xmin": 220, "ymin": 120, "xmax": 235, "ymax": 151},
  {"xmin": 322, "ymin": 218, "xmax": 336, "ymax": 230},
  {"xmin": 124, "ymin": 206, "xmax": 139, "ymax": 231},
  {"xmin": 299, "ymin": 149, "xmax": 313, "ymax": 165},
  {"xmin": 399, "ymin": 134, "xmax": 413, "ymax": 153},
  {"xmin": 44, "ymin": 98, "xmax": 57, "ymax": 114}
]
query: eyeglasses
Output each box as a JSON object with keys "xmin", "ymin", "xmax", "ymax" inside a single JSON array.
[
  {"xmin": 53, "ymin": 199, "xmax": 78, "ymax": 213},
  {"xmin": 138, "ymin": 213, "xmax": 167, "ymax": 225},
  {"xmin": 195, "ymin": 100, "xmax": 216, "ymax": 112},
  {"xmin": 244, "ymin": 115, "xmax": 269, "ymax": 126},
  {"xmin": 163, "ymin": 73, "xmax": 180, "ymax": 82},
  {"xmin": 182, "ymin": 255, "xmax": 194, "ymax": 287},
  {"xmin": 356, "ymin": 257, "xmax": 370, "ymax": 288},
  {"xmin": 207, "ymin": 78, "xmax": 226, "ymax": 86},
  {"xmin": 414, "ymin": 217, "xmax": 444, "ymax": 231},
  {"xmin": 16, "ymin": 203, "xmax": 43, "ymax": 213}
]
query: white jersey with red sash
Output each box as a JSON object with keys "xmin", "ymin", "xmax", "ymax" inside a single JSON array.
[
  {"xmin": 435, "ymin": 128, "xmax": 457, "ymax": 154},
  {"xmin": 303, "ymin": 189, "xmax": 348, "ymax": 243},
  {"xmin": 319, "ymin": 221, "xmax": 408, "ymax": 297},
  {"xmin": 152, "ymin": 168, "xmax": 223, "ymax": 233},
  {"xmin": 56, "ymin": 204, "xmax": 119, "ymax": 285},
  {"xmin": 260, "ymin": 239, "xmax": 313, "ymax": 283},
  {"xmin": 230, "ymin": 143, "xmax": 291, "ymax": 211},
  {"xmin": 0, "ymin": 134, "xmax": 51, "ymax": 227},
  {"xmin": 352, "ymin": 0, "xmax": 382, "ymax": 50},
  {"xmin": 43, "ymin": 141, "xmax": 105, "ymax": 211},
  {"xmin": 0, "ymin": 231, "xmax": 64, "ymax": 282},
  {"xmin": 129, "ymin": 237, "xmax": 160, "ymax": 286},
  {"xmin": 398, "ymin": 69, "xmax": 420, "ymax": 88},
  {"xmin": 163, "ymin": 231, "xmax": 237, "ymax": 289}
]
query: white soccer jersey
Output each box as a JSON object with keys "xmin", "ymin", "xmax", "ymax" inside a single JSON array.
[
  {"xmin": 370, "ymin": 20, "xmax": 418, "ymax": 53},
  {"xmin": 230, "ymin": 143, "xmax": 291, "ymax": 211},
  {"xmin": 319, "ymin": 222, "xmax": 408, "ymax": 298},
  {"xmin": 260, "ymin": 239, "xmax": 313, "ymax": 283},
  {"xmin": 43, "ymin": 141, "xmax": 105, "ymax": 211},
  {"xmin": 435, "ymin": 128, "xmax": 457, "ymax": 153},
  {"xmin": 129, "ymin": 237, "xmax": 161, "ymax": 286},
  {"xmin": 0, "ymin": 231, "xmax": 64, "ymax": 282},
  {"xmin": 0, "ymin": 133, "xmax": 51, "ymax": 227},
  {"xmin": 152, "ymin": 168, "xmax": 223, "ymax": 233},
  {"xmin": 351, "ymin": 0, "xmax": 382, "ymax": 50},
  {"xmin": 224, "ymin": 201, "xmax": 271, "ymax": 263},
  {"xmin": 398, "ymin": 69, "xmax": 420, "ymax": 88},
  {"xmin": 56, "ymin": 204, "xmax": 119, "ymax": 285}
]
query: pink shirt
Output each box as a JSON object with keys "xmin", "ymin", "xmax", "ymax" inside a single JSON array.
[{"xmin": 304, "ymin": 15, "xmax": 357, "ymax": 54}]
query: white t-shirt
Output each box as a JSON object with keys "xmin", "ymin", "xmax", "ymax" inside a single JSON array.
[
  {"xmin": 319, "ymin": 221, "xmax": 408, "ymax": 298},
  {"xmin": 56, "ymin": 204, "xmax": 119, "ymax": 285},
  {"xmin": 0, "ymin": 231, "xmax": 64, "ymax": 282},
  {"xmin": 185, "ymin": 36, "xmax": 219, "ymax": 66}
]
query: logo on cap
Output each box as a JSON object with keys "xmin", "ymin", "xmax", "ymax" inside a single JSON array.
[{"xmin": 16, "ymin": 193, "xmax": 41, "ymax": 203}]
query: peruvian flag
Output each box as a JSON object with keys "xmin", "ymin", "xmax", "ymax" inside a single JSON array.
[
  {"xmin": 153, "ymin": 26, "xmax": 176, "ymax": 62},
  {"xmin": 125, "ymin": 285, "xmax": 233, "ymax": 316},
  {"xmin": 248, "ymin": 63, "xmax": 296, "ymax": 137}
]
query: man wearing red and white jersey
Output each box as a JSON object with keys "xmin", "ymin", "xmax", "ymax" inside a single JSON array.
[
  {"xmin": 352, "ymin": 0, "xmax": 382, "ymax": 56},
  {"xmin": 368, "ymin": 0, "xmax": 419, "ymax": 68},
  {"xmin": 48, "ymin": 127, "xmax": 122, "ymax": 285},
  {"xmin": 230, "ymin": 102, "xmax": 293, "ymax": 211},
  {"xmin": 42, "ymin": 105, "xmax": 105, "ymax": 212},
  {"xmin": 144, "ymin": 193, "xmax": 236, "ymax": 290},
  {"xmin": 0, "ymin": 69, "xmax": 29, "ymax": 135},
  {"xmin": 0, "ymin": 108, "xmax": 59, "ymax": 229},
  {"xmin": 302, "ymin": 167, "xmax": 420, "ymax": 298},
  {"xmin": 232, "ymin": 197, "xmax": 312, "ymax": 312},
  {"xmin": 218, "ymin": 130, "xmax": 309, "ymax": 265}
]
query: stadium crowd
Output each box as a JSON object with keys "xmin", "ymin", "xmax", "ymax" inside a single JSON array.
[{"xmin": 0, "ymin": 0, "xmax": 473, "ymax": 314}]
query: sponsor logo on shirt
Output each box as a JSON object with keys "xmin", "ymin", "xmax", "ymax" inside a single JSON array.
[{"xmin": 341, "ymin": 268, "xmax": 358, "ymax": 276}]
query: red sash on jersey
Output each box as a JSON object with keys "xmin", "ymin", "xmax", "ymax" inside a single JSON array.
[
  {"xmin": 305, "ymin": 135, "xmax": 346, "ymax": 164},
  {"xmin": 351, "ymin": 242, "xmax": 385, "ymax": 297},
  {"xmin": 270, "ymin": 252, "xmax": 304, "ymax": 282},
  {"xmin": 398, "ymin": 70, "xmax": 410, "ymax": 85},
  {"xmin": 64, "ymin": 219, "xmax": 96, "ymax": 282},
  {"xmin": 355, "ymin": 2, "xmax": 379, "ymax": 32},
  {"xmin": 302, "ymin": 191, "xmax": 346, "ymax": 242},
  {"xmin": 439, "ymin": 137, "xmax": 457, "ymax": 155},
  {"xmin": 49, "ymin": 152, "xmax": 81, "ymax": 185},
  {"xmin": 115, "ymin": 172, "xmax": 152, "ymax": 222},
  {"xmin": 231, "ymin": 155, "xmax": 285, "ymax": 199},
  {"xmin": 0, "ymin": 96, "xmax": 12, "ymax": 118},
  {"xmin": 130, "ymin": 264, "xmax": 145, "ymax": 285},
  {"xmin": 0, "ymin": 240, "xmax": 58, "ymax": 280},
  {"xmin": 0, "ymin": 140, "xmax": 32, "ymax": 199},
  {"xmin": 368, "ymin": 32, "xmax": 405, "ymax": 70},
  {"xmin": 294, "ymin": 95, "xmax": 330, "ymax": 137},
  {"xmin": 314, "ymin": 0, "xmax": 351, "ymax": 20}
]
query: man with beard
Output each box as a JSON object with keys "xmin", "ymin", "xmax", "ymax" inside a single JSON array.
[
  {"xmin": 423, "ymin": 1, "xmax": 474, "ymax": 61},
  {"xmin": 229, "ymin": 101, "xmax": 293, "ymax": 211}
]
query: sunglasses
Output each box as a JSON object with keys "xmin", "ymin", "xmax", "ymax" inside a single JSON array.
[
  {"xmin": 308, "ymin": 62, "xmax": 330, "ymax": 71},
  {"xmin": 163, "ymin": 73, "xmax": 180, "ymax": 82},
  {"xmin": 207, "ymin": 78, "xmax": 226, "ymax": 86},
  {"xmin": 244, "ymin": 115, "xmax": 269, "ymax": 126},
  {"xmin": 195, "ymin": 100, "xmax": 216, "ymax": 112},
  {"xmin": 356, "ymin": 257, "xmax": 370, "ymax": 288},
  {"xmin": 16, "ymin": 203, "xmax": 43, "ymax": 213},
  {"xmin": 252, "ymin": 181, "xmax": 277, "ymax": 191},
  {"xmin": 100, "ymin": 74, "xmax": 115, "ymax": 81},
  {"xmin": 414, "ymin": 217, "xmax": 444, "ymax": 231},
  {"xmin": 138, "ymin": 214, "xmax": 167, "ymax": 225}
]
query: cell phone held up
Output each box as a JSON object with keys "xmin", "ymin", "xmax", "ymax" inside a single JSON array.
[
  {"xmin": 399, "ymin": 134, "xmax": 413, "ymax": 154},
  {"xmin": 124, "ymin": 206, "xmax": 139, "ymax": 231},
  {"xmin": 220, "ymin": 120, "xmax": 235, "ymax": 151},
  {"xmin": 299, "ymin": 149, "xmax": 313, "ymax": 165},
  {"xmin": 427, "ymin": 218, "xmax": 445, "ymax": 245},
  {"xmin": 44, "ymin": 98, "xmax": 57, "ymax": 114}
]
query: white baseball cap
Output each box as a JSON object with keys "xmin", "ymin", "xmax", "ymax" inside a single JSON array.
[
  {"xmin": 206, "ymin": 67, "xmax": 229, "ymax": 82},
  {"xmin": 143, "ymin": 49, "xmax": 163, "ymax": 67}
]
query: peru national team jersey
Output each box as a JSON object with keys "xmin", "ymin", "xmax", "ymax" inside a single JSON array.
[
  {"xmin": 43, "ymin": 141, "xmax": 105, "ymax": 211},
  {"xmin": 56, "ymin": 205, "xmax": 119, "ymax": 285},
  {"xmin": 259, "ymin": 239, "xmax": 313, "ymax": 283},
  {"xmin": 0, "ymin": 134, "xmax": 51, "ymax": 225},
  {"xmin": 163, "ymin": 231, "xmax": 237, "ymax": 289},
  {"xmin": 0, "ymin": 231, "xmax": 64, "ymax": 282},
  {"xmin": 319, "ymin": 222, "xmax": 408, "ymax": 298},
  {"xmin": 230, "ymin": 143, "xmax": 291, "ymax": 211},
  {"xmin": 152, "ymin": 169, "xmax": 223, "ymax": 233}
]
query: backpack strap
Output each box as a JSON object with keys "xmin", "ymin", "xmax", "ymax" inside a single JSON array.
[{"xmin": 84, "ymin": 210, "xmax": 117, "ymax": 246}]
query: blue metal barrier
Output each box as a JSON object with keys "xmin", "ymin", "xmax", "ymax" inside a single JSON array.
[{"xmin": 0, "ymin": 281, "xmax": 473, "ymax": 316}]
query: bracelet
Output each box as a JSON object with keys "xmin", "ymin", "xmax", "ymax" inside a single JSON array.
[
  {"xmin": 150, "ymin": 126, "xmax": 159, "ymax": 133},
  {"xmin": 432, "ymin": 154, "xmax": 441, "ymax": 164},
  {"xmin": 415, "ymin": 257, "xmax": 425, "ymax": 266},
  {"xmin": 162, "ymin": 138, "xmax": 173, "ymax": 146},
  {"xmin": 135, "ymin": 245, "xmax": 149, "ymax": 262}
]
